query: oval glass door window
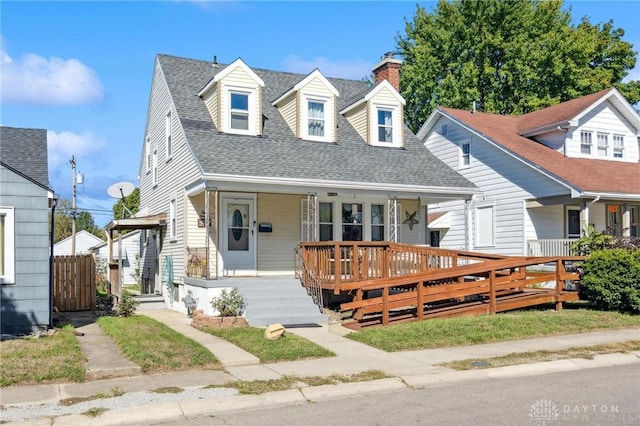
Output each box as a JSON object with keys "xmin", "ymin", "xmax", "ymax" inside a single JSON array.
[{"xmin": 227, "ymin": 204, "xmax": 249, "ymax": 251}]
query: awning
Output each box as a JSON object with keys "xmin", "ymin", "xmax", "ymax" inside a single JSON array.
[
  {"xmin": 428, "ymin": 211, "xmax": 450, "ymax": 229},
  {"xmin": 106, "ymin": 213, "xmax": 167, "ymax": 231}
]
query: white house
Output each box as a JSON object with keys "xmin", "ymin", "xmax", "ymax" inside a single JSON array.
[
  {"xmin": 91, "ymin": 230, "xmax": 143, "ymax": 288},
  {"xmin": 54, "ymin": 230, "xmax": 104, "ymax": 256},
  {"xmin": 418, "ymin": 88, "xmax": 640, "ymax": 256}
]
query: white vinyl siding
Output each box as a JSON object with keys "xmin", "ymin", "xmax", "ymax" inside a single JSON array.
[
  {"xmin": 424, "ymin": 116, "xmax": 568, "ymax": 255},
  {"xmin": 145, "ymin": 138, "xmax": 151, "ymax": 173},
  {"xmin": 257, "ymin": 194, "xmax": 301, "ymax": 273},
  {"xmin": 276, "ymin": 93, "xmax": 297, "ymax": 136},
  {"xmin": 343, "ymin": 103, "xmax": 368, "ymax": 142},
  {"xmin": 201, "ymin": 83, "xmax": 219, "ymax": 129},
  {"xmin": 169, "ymin": 195, "xmax": 177, "ymax": 240},
  {"xmin": 165, "ymin": 111, "xmax": 172, "ymax": 159},
  {"xmin": 152, "ymin": 151, "xmax": 157, "ymax": 186}
]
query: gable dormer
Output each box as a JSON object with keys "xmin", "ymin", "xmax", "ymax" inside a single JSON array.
[
  {"xmin": 199, "ymin": 58, "xmax": 265, "ymax": 136},
  {"xmin": 273, "ymin": 69, "xmax": 339, "ymax": 143},
  {"xmin": 341, "ymin": 79, "xmax": 406, "ymax": 148}
]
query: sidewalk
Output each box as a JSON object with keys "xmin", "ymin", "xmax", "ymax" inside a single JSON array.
[{"xmin": 1, "ymin": 310, "xmax": 638, "ymax": 424}]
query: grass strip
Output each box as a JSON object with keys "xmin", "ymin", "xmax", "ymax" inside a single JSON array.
[
  {"xmin": 439, "ymin": 340, "xmax": 640, "ymax": 370},
  {"xmin": 0, "ymin": 325, "xmax": 85, "ymax": 386},
  {"xmin": 97, "ymin": 315, "xmax": 219, "ymax": 373},
  {"xmin": 206, "ymin": 370, "xmax": 389, "ymax": 394},
  {"xmin": 202, "ymin": 326, "xmax": 335, "ymax": 362},
  {"xmin": 347, "ymin": 307, "xmax": 640, "ymax": 352}
]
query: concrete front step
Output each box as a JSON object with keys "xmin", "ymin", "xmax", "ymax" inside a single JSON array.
[
  {"xmin": 134, "ymin": 294, "xmax": 166, "ymax": 311},
  {"xmin": 233, "ymin": 279, "xmax": 328, "ymax": 327}
]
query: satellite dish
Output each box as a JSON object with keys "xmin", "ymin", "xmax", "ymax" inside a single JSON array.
[{"xmin": 107, "ymin": 181, "xmax": 135, "ymax": 199}]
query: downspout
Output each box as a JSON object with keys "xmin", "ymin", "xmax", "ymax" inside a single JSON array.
[{"xmin": 49, "ymin": 194, "xmax": 59, "ymax": 329}]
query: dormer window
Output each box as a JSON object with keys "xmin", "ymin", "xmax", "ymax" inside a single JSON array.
[
  {"xmin": 377, "ymin": 109, "xmax": 393, "ymax": 143},
  {"xmin": 613, "ymin": 135, "xmax": 624, "ymax": 158},
  {"xmin": 230, "ymin": 91, "xmax": 250, "ymax": 131},
  {"xmin": 580, "ymin": 131, "xmax": 592, "ymax": 155},
  {"xmin": 308, "ymin": 100, "xmax": 325, "ymax": 137}
]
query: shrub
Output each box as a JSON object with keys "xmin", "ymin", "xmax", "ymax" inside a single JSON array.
[
  {"xmin": 210, "ymin": 288, "xmax": 246, "ymax": 317},
  {"xmin": 115, "ymin": 292, "xmax": 140, "ymax": 317},
  {"xmin": 580, "ymin": 249, "xmax": 640, "ymax": 314}
]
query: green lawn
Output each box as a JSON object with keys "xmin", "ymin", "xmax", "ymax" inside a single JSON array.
[
  {"xmin": 0, "ymin": 326, "xmax": 85, "ymax": 386},
  {"xmin": 347, "ymin": 307, "xmax": 640, "ymax": 352},
  {"xmin": 98, "ymin": 315, "xmax": 219, "ymax": 372},
  {"xmin": 203, "ymin": 326, "xmax": 335, "ymax": 362}
]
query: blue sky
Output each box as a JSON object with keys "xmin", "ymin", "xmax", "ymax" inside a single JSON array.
[{"xmin": 2, "ymin": 1, "xmax": 639, "ymax": 227}]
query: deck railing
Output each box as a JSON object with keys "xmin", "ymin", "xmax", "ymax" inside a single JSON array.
[
  {"xmin": 296, "ymin": 242, "xmax": 509, "ymax": 295},
  {"xmin": 527, "ymin": 239, "xmax": 577, "ymax": 257},
  {"xmin": 294, "ymin": 246, "xmax": 323, "ymax": 309}
]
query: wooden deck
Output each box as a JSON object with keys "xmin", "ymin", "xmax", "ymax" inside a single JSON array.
[{"xmin": 296, "ymin": 242, "xmax": 583, "ymax": 328}]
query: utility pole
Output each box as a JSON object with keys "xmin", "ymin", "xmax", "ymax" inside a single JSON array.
[{"xmin": 70, "ymin": 156, "xmax": 77, "ymax": 256}]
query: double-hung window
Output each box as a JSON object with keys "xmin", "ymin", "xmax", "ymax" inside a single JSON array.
[
  {"xmin": 613, "ymin": 135, "xmax": 624, "ymax": 158},
  {"xmin": 0, "ymin": 207, "xmax": 15, "ymax": 284},
  {"xmin": 169, "ymin": 196, "xmax": 177, "ymax": 240},
  {"xmin": 319, "ymin": 202, "xmax": 333, "ymax": 241},
  {"xmin": 377, "ymin": 109, "xmax": 393, "ymax": 143},
  {"xmin": 152, "ymin": 151, "xmax": 158, "ymax": 186},
  {"xmin": 371, "ymin": 204, "xmax": 385, "ymax": 241},
  {"xmin": 460, "ymin": 141, "xmax": 471, "ymax": 168},
  {"xmin": 308, "ymin": 101, "xmax": 325, "ymax": 137},
  {"xmin": 230, "ymin": 92, "xmax": 250, "ymax": 131},
  {"xmin": 597, "ymin": 133, "xmax": 608, "ymax": 157},
  {"xmin": 580, "ymin": 131, "xmax": 592, "ymax": 155}
]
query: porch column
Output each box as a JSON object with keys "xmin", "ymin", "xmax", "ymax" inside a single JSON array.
[
  {"xmin": 387, "ymin": 196, "xmax": 398, "ymax": 242},
  {"xmin": 622, "ymin": 204, "xmax": 631, "ymax": 237},
  {"xmin": 423, "ymin": 202, "xmax": 429, "ymax": 246},
  {"xmin": 204, "ymin": 188, "xmax": 210, "ymax": 279},
  {"xmin": 464, "ymin": 198, "xmax": 471, "ymax": 250},
  {"xmin": 305, "ymin": 193, "xmax": 317, "ymax": 242},
  {"xmin": 580, "ymin": 200, "xmax": 589, "ymax": 236}
]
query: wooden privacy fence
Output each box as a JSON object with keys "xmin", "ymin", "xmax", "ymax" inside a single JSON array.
[{"xmin": 53, "ymin": 255, "xmax": 96, "ymax": 312}]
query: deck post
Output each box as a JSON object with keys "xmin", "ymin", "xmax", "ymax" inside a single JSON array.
[
  {"xmin": 489, "ymin": 269, "xmax": 496, "ymax": 314},
  {"xmin": 352, "ymin": 243, "xmax": 359, "ymax": 282},
  {"xmin": 555, "ymin": 259, "xmax": 563, "ymax": 311},
  {"xmin": 417, "ymin": 281, "xmax": 424, "ymax": 320},
  {"xmin": 382, "ymin": 286, "xmax": 389, "ymax": 326},
  {"xmin": 333, "ymin": 243, "xmax": 341, "ymax": 295},
  {"xmin": 353, "ymin": 288, "xmax": 364, "ymax": 320}
]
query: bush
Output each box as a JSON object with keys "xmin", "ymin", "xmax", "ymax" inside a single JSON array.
[
  {"xmin": 115, "ymin": 292, "xmax": 140, "ymax": 317},
  {"xmin": 580, "ymin": 249, "xmax": 640, "ymax": 314},
  {"xmin": 211, "ymin": 288, "xmax": 246, "ymax": 317}
]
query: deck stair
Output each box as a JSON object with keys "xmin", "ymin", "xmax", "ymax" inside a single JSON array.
[{"xmin": 232, "ymin": 277, "xmax": 328, "ymax": 327}]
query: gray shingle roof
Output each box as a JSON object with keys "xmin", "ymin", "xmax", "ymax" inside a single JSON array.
[
  {"xmin": 0, "ymin": 126, "xmax": 50, "ymax": 189},
  {"xmin": 157, "ymin": 54, "xmax": 475, "ymax": 190}
]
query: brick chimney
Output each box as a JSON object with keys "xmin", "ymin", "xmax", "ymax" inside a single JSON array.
[{"xmin": 372, "ymin": 52, "xmax": 402, "ymax": 92}]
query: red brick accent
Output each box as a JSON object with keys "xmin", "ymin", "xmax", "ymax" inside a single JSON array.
[{"xmin": 191, "ymin": 310, "xmax": 248, "ymax": 329}]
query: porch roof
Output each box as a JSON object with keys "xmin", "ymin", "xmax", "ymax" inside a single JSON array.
[
  {"xmin": 106, "ymin": 213, "xmax": 167, "ymax": 231},
  {"xmin": 156, "ymin": 54, "xmax": 477, "ymax": 195}
]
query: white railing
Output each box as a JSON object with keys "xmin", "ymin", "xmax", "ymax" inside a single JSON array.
[{"xmin": 527, "ymin": 239, "xmax": 576, "ymax": 257}]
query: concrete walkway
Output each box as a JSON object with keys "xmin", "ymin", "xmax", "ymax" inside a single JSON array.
[{"xmin": 1, "ymin": 310, "xmax": 638, "ymax": 424}]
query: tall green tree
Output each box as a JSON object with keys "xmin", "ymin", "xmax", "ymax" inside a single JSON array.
[
  {"xmin": 397, "ymin": 0, "xmax": 639, "ymax": 132},
  {"xmin": 112, "ymin": 187, "xmax": 140, "ymax": 221},
  {"xmin": 52, "ymin": 198, "xmax": 105, "ymax": 243}
]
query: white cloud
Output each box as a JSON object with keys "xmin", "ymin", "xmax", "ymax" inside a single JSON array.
[
  {"xmin": 1, "ymin": 47, "xmax": 104, "ymax": 106},
  {"xmin": 47, "ymin": 130, "xmax": 106, "ymax": 172},
  {"xmin": 282, "ymin": 55, "xmax": 374, "ymax": 80}
]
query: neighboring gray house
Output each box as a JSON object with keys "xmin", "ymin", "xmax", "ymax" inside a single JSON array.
[
  {"xmin": 418, "ymin": 88, "xmax": 640, "ymax": 256},
  {"xmin": 54, "ymin": 230, "xmax": 105, "ymax": 256},
  {"xmin": 1, "ymin": 126, "xmax": 55, "ymax": 334},
  {"xmin": 120, "ymin": 53, "xmax": 478, "ymax": 319},
  {"xmin": 91, "ymin": 230, "xmax": 142, "ymax": 288}
]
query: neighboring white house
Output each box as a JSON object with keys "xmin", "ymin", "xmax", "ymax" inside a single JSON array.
[
  {"xmin": 91, "ymin": 230, "xmax": 143, "ymax": 288},
  {"xmin": 418, "ymin": 88, "xmax": 640, "ymax": 256},
  {"xmin": 54, "ymin": 230, "xmax": 104, "ymax": 256}
]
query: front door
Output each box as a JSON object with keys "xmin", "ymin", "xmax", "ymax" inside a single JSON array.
[{"xmin": 221, "ymin": 196, "xmax": 256, "ymax": 275}]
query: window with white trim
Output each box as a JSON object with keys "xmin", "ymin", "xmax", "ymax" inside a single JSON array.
[
  {"xmin": 230, "ymin": 91, "xmax": 250, "ymax": 131},
  {"xmin": 475, "ymin": 205, "xmax": 494, "ymax": 247},
  {"xmin": 566, "ymin": 207, "xmax": 581, "ymax": 238},
  {"xmin": 377, "ymin": 109, "xmax": 393, "ymax": 143},
  {"xmin": 145, "ymin": 138, "xmax": 151, "ymax": 172},
  {"xmin": 597, "ymin": 132, "xmax": 608, "ymax": 157},
  {"xmin": 460, "ymin": 141, "xmax": 471, "ymax": 168},
  {"xmin": 0, "ymin": 207, "xmax": 15, "ymax": 284},
  {"xmin": 613, "ymin": 134, "xmax": 624, "ymax": 158},
  {"xmin": 371, "ymin": 204, "xmax": 385, "ymax": 241},
  {"xmin": 308, "ymin": 100, "xmax": 325, "ymax": 137},
  {"xmin": 319, "ymin": 202, "xmax": 333, "ymax": 241},
  {"xmin": 580, "ymin": 131, "xmax": 592, "ymax": 155},
  {"xmin": 165, "ymin": 112, "xmax": 172, "ymax": 159},
  {"xmin": 342, "ymin": 203, "xmax": 363, "ymax": 241},
  {"xmin": 169, "ymin": 196, "xmax": 177, "ymax": 240},
  {"xmin": 152, "ymin": 151, "xmax": 158, "ymax": 186},
  {"xmin": 441, "ymin": 124, "xmax": 448, "ymax": 136}
]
